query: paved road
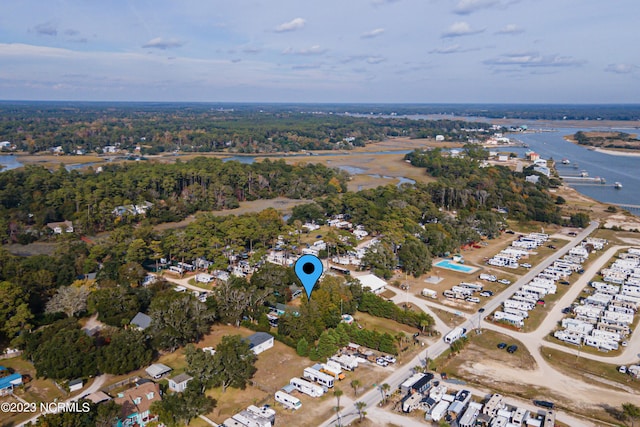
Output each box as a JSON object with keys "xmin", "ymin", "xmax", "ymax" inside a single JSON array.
[
  {"xmin": 319, "ymin": 222, "xmax": 602, "ymax": 427},
  {"xmin": 16, "ymin": 374, "xmax": 109, "ymax": 427}
]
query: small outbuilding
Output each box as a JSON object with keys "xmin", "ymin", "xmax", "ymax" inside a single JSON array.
[
  {"xmin": 168, "ymin": 373, "xmax": 193, "ymax": 393},
  {"xmin": 245, "ymin": 332, "xmax": 274, "ymax": 355},
  {"xmin": 68, "ymin": 378, "xmax": 84, "ymax": 393}
]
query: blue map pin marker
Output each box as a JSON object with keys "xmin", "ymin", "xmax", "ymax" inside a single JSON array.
[{"xmin": 295, "ymin": 254, "xmax": 323, "ymax": 300}]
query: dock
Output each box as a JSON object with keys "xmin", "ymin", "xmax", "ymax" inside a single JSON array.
[{"xmin": 559, "ymin": 176, "xmax": 606, "ymax": 184}]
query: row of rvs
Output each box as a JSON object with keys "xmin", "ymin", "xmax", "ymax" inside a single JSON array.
[
  {"xmin": 554, "ymin": 246, "xmax": 640, "ymax": 352},
  {"xmin": 285, "ymin": 355, "xmax": 359, "ymax": 399}
]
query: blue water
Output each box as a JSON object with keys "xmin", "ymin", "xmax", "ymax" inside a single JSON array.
[
  {"xmin": 434, "ymin": 259, "xmax": 476, "ymax": 273},
  {"xmin": 506, "ymin": 128, "xmax": 640, "ymax": 206},
  {"xmin": 0, "ymin": 155, "xmax": 23, "ymax": 171}
]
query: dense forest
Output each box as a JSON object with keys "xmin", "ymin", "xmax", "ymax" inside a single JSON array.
[
  {"xmin": 0, "ymin": 102, "xmax": 496, "ymax": 154},
  {"xmin": 0, "ymin": 157, "xmax": 348, "ymax": 241}
]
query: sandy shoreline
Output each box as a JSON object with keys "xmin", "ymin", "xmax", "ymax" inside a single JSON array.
[{"xmin": 592, "ymin": 147, "xmax": 640, "ymax": 157}]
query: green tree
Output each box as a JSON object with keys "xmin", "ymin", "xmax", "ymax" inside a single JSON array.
[
  {"xmin": 29, "ymin": 327, "xmax": 98, "ymax": 379},
  {"xmin": 623, "ymin": 403, "xmax": 640, "ymax": 427},
  {"xmin": 296, "ymin": 337, "xmax": 310, "ymax": 357},
  {"xmin": 380, "ymin": 383, "xmax": 391, "ymax": 404},
  {"xmin": 361, "ymin": 241, "xmax": 396, "ymax": 279},
  {"xmin": 350, "ymin": 379, "xmax": 361, "ymax": 396},
  {"xmin": 125, "ymin": 238, "xmax": 150, "ymax": 264},
  {"xmin": 333, "ymin": 387, "xmax": 344, "ymax": 413},
  {"xmin": 570, "ymin": 212, "xmax": 590, "ymax": 228},
  {"xmin": 185, "ymin": 344, "xmax": 218, "ymax": 392},
  {"xmin": 211, "ymin": 335, "xmax": 257, "ymax": 392},
  {"xmin": 149, "ymin": 292, "xmax": 215, "ymax": 351},
  {"xmin": 99, "ymin": 329, "xmax": 153, "ymax": 375},
  {"xmin": 398, "ymin": 236, "xmax": 431, "ymax": 277},
  {"xmin": 152, "ymin": 380, "xmax": 216, "ymax": 427},
  {"xmin": 355, "ymin": 401, "xmax": 367, "ymax": 422},
  {"xmin": 0, "ymin": 281, "xmax": 34, "ymax": 347}
]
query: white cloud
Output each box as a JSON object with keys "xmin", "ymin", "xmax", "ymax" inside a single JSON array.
[
  {"xmin": 454, "ymin": 0, "xmax": 519, "ymax": 14},
  {"xmin": 142, "ymin": 37, "xmax": 185, "ymax": 50},
  {"xmin": 604, "ymin": 63, "xmax": 637, "ymax": 74},
  {"xmin": 366, "ymin": 56, "xmax": 386, "ymax": 64},
  {"xmin": 274, "ymin": 18, "xmax": 306, "ymax": 33},
  {"xmin": 361, "ymin": 28, "xmax": 385, "ymax": 39},
  {"xmin": 430, "ymin": 44, "xmax": 466, "ymax": 54},
  {"xmin": 442, "ymin": 22, "xmax": 485, "ymax": 38},
  {"xmin": 496, "ymin": 24, "xmax": 523, "ymax": 35},
  {"xmin": 282, "ymin": 45, "xmax": 327, "ymax": 55},
  {"xmin": 485, "ymin": 51, "xmax": 585, "ymax": 67}
]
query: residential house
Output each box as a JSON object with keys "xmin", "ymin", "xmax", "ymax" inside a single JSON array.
[
  {"xmin": 46, "ymin": 220, "xmax": 74, "ymax": 234},
  {"xmin": 0, "ymin": 367, "xmax": 22, "ymax": 396},
  {"xmin": 168, "ymin": 373, "xmax": 193, "ymax": 393},
  {"xmin": 114, "ymin": 381, "xmax": 161, "ymax": 427},
  {"xmin": 245, "ymin": 332, "xmax": 274, "ymax": 355},
  {"xmin": 130, "ymin": 312, "xmax": 152, "ymax": 331}
]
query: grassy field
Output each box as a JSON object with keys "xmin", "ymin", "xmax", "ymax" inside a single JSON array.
[{"xmin": 153, "ymin": 197, "xmax": 313, "ymax": 231}]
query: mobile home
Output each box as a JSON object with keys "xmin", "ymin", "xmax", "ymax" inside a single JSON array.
[
  {"xmin": 290, "ymin": 377, "xmax": 324, "ymax": 397},
  {"xmin": 275, "ymin": 391, "xmax": 302, "ymax": 410},
  {"xmin": 303, "ymin": 367, "xmax": 334, "ymax": 388}
]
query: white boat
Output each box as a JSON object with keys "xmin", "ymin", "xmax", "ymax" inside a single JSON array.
[
  {"xmin": 561, "ymin": 159, "xmax": 570, "ymax": 164},
  {"xmin": 614, "ymin": 182, "xmax": 623, "ymax": 189}
]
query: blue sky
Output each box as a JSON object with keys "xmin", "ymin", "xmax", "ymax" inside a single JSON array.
[{"xmin": 0, "ymin": 0, "xmax": 638, "ymax": 103}]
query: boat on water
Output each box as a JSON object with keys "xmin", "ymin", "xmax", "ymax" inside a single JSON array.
[
  {"xmin": 614, "ymin": 182, "xmax": 623, "ymax": 189},
  {"xmin": 580, "ymin": 170, "xmax": 589, "ymax": 177},
  {"xmin": 561, "ymin": 159, "xmax": 570, "ymax": 164}
]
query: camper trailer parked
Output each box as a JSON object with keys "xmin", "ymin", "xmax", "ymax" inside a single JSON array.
[
  {"xmin": 303, "ymin": 367, "xmax": 335, "ymax": 388},
  {"xmin": 444, "ymin": 327, "xmax": 466, "ymax": 344},
  {"xmin": 290, "ymin": 377, "xmax": 324, "ymax": 397},
  {"xmin": 275, "ymin": 391, "xmax": 302, "ymax": 410},
  {"xmin": 422, "ymin": 288, "xmax": 438, "ymax": 299}
]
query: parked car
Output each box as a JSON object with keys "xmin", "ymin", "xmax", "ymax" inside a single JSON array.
[
  {"xmin": 384, "ymin": 355, "xmax": 396, "ymax": 363},
  {"xmin": 480, "ymin": 291, "xmax": 493, "ymax": 297},
  {"xmin": 521, "ymin": 263, "xmax": 532, "ymax": 269},
  {"xmin": 559, "ymin": 280, "xmax": 570, "ymax": 285},
  {"xmin": 547, "ymin": 244, "xmax": 557, "ymax": 249},
  {"xmin": 497, "ymin": 342, "xmax": 507, "ymax": 349},
  {"xmin": 507, "ymin": 345, "xmax": 518, "ymax": 353},
  {"xmin": 622, "ymin": 341, "xmax": 628, "ymax": 347},
  {"xmin": 498, "ymin": 279, "xmax": 511, "ymax": 285},
  {"xmin": 533, "ymin": 400, "xmax": 555, "ymax": 409},
  {"xmin": 537, "ymin": 299, "xmax": 546, "ymax": 305},
  {"xmin": 376, "ymin": 358, "xmax": 388, "ymax": 367},
  {"xmin": 478, "ymin": 308, "xmax": 486, "ymax": 313},
  {"xmin": 561, "ymin": 307, "xmax": 572, "ymax": 314},
  {"xmin": 619, "ymin": 366, "xmax": 628, "ymax": 374}
]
